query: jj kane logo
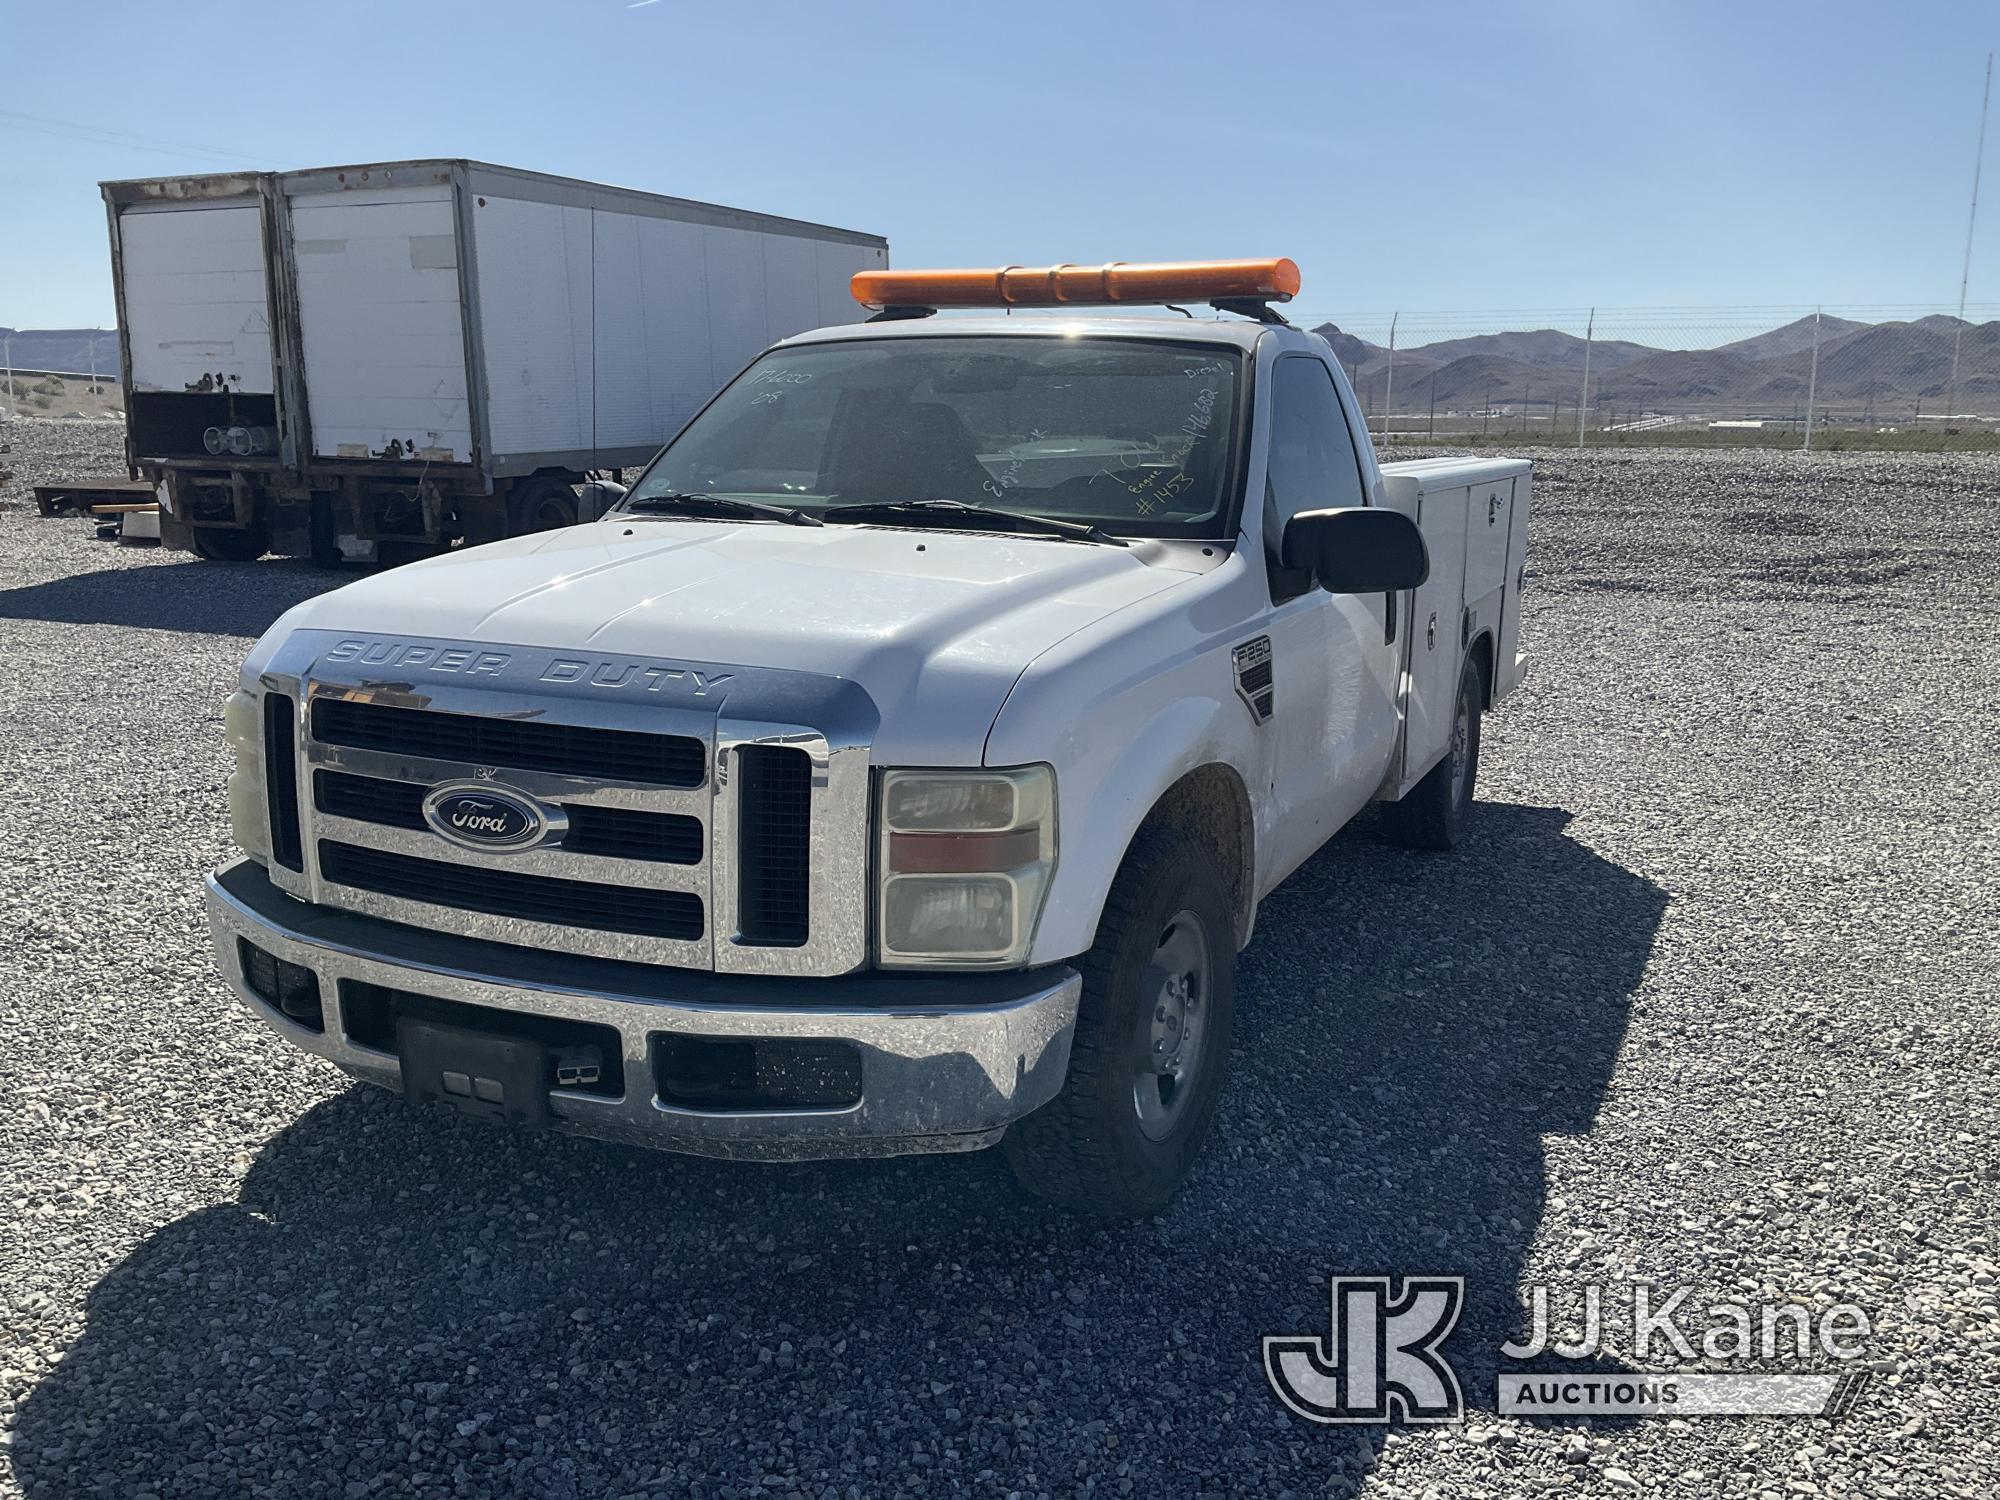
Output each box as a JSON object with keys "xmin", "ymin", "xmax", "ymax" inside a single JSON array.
[{"xmin": 1263, "ymin": 1276, "xmax": 1466, "ymax": 1424}]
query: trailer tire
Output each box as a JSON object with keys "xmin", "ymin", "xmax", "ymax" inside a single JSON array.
[
  {"xmin": 308, "ymin": 497, "xmax": 344, "ymax": 569},
  {"xmin": 456, "ymin": 498, "xmax": 508, "ymax": 549},
  {"xmin": 1004, "ymin": 826, "xmax": 1235, "ymax": 1218},
  {"xmin": 1381, "ymin": 655, "xmax": 1482, "ymax": 850},
  {"xmin": 376, "ymin": 539, "xmax": 445, "ymax": 569},
  {"xmin": 190, "ymin": 522, "xmax": 270, "ymax": 563},
  {"xmin": 505, "ymin": 477, "xmax": 579, "ymax": 536}
]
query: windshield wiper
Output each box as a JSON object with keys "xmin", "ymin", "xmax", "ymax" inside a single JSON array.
[
  {"xmin": 822, "ymin": 498, "xmax": 1126, "ymax": 546},
  {"xmin": 622, "ymin": 491, "xmax": 822, "ymax": 527}
]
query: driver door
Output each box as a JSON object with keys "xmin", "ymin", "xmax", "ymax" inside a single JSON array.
[{"xmin": 1257, "ymin": 354, "xmax": 1401, "ymax": 878}]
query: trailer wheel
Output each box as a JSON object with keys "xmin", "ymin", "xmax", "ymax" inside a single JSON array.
[
  {"xmin": 505, "ymin": 477, "xmax": 579, "ymax": 536},
  {"xmin": 190, "ymin": 522, "xmax": 271, "ymax": 563},
  {"xmin": 1003, "ymin": 826, "xmax": 1235, "ymax": 1218},
  {"xmin": 1381, "ymin": 655, "xmax": 1482, "ymax": 850}
]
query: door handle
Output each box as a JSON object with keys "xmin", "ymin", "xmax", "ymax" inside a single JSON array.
[{"xmin": 1488, "ymin": 493, "xmax": 1501, "ymax": 525}]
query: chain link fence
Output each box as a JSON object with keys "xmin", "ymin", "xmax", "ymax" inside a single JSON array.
[
  {"xmin": 11, "ymin": 311, "xmax": 2000, "ymax": 450},
  {"xmin": 1285, "ymin": 303, "xmax": 2000, "ymax": 450}
]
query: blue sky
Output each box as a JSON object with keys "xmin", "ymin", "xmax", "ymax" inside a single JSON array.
[{"xmin": 4, "ymin": 0, "xmax": 1997, "ymax": 331}]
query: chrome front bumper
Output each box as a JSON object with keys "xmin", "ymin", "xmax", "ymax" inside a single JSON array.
[{"xmin": 205, "ymin": 859, "xmax": 1080, "ymax": 1160}]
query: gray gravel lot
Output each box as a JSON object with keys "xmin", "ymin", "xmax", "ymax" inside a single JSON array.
[{"xmin": 1, "ymin": 417, "xmax": 1995, "ymax": 1498}]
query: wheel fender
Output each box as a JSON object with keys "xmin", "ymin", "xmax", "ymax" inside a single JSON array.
[{"xmin": 1024, "ymin": 693, "xmax": 1256, "ymax": 964}]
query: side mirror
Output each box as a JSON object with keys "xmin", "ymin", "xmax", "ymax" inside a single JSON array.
[
  {"xmin": 578, "ymin": 479, "xmax": 628, "ymax": 521},
  {"xmin": 1281, "ymin": 506, "xmax": 1429, "ymax": 594}
]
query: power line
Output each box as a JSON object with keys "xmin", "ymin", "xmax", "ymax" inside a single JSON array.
[
  {"xmin": 1293, "ymin": 301, "xmax": 2000, "ymax": 321},
  {"xmin": 0, "ymin": 109, "xmax": 267, "ymax": 168}
]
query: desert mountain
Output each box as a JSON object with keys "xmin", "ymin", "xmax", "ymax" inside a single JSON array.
[
  {"xmin": 1311, "ymin": 315, "xmax": 2000, "ymax": 412},
  {"xmin": 1711, "ymin": 314, "xmax": 1868, "ymax": 361},
  {"xmin": 6, "ymin": 314, "xmax": 1996, "ymax": 414}
]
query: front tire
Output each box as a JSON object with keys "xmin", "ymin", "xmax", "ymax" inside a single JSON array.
[
  {"xmin": 1004, "ymin": 827, "xmax": 1236, "ymax": 1218},
  {"xmin": 1381, "ymin": 655, "xmax": 1482, "ymax": 850}
]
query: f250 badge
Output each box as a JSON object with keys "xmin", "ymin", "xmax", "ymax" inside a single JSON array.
[{"xmin": 422, "ymin": 783, "xmax": 567, "ymax": 853}]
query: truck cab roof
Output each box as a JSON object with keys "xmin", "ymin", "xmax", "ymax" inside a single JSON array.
[{"xmin": 777, "ymin": 311, "xmax": 1315, "ymax": 355}]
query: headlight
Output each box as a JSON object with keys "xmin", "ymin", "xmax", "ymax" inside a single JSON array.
[
  {"xmin": 223, "ymin": 689, "xmax": 271, "ymax": 864},
  {"xmin": 876, "ymin": 766, "xmax": 1056, "ymax": 968}
]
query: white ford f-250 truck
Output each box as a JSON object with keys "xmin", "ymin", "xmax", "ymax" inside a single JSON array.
[{"xmin": 207, "ymin": 257, "xmax": 1530, "ymax": 1216}]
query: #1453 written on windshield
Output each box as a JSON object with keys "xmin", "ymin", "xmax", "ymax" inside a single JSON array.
[{"xmin": 1115, "ymin": 362, "xmax": 1226, "ymax": 517}]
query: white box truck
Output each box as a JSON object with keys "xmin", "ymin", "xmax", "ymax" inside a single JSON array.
[
  {"xmin": 102, "ymin": 160, "xmax": 887, "ymax": 562},
  {"xmin": 203, "ymin": 257, "xmax": 1530, "ymax": 1217}
]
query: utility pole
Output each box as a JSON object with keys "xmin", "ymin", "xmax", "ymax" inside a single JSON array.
[
  {"xmin": 1803, "ymin": 308, "xmax": 1823, "ymax": 451},
  {"xmin": 1577, "ymin": 308, "xmax": 1595, "ymax": 448},
  {"xmin": 1382, "ymin": 312, "xmax": 1398, "ymax": 447},
  {"xmin": 1428, "ymin": 371, "xmax": 1437, "ymax": 439},
  {"xmin": 1948, "ymin": 52, "xmax": 1993, "ymax": 422}
]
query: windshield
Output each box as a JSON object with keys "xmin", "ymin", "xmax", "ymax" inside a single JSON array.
[{"xmin": 623, "ymin": 335, "xmax": 1245, "ymax": 538}]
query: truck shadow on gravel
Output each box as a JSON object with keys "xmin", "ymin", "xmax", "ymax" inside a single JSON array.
[
  {"xmin": 12, "ymin": 803, "xmax": 1665, "ymax": 1498},
  {"xmin": 0, "ymin": 558, "xmax": 336, "ymax": 638}
]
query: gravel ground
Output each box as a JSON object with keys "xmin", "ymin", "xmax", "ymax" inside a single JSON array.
[{"xmin": 0, "ymin": 416, "xmax": 1995, "ymax": 1498}]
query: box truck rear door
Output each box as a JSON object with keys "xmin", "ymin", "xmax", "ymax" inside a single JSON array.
[
  {"xmin": 288, "ymin": 187, "xmax": 474, "ymax": 464},
  {"xmin": 120, "ymin": 201, "xmax": 276, "ymax": 396}
]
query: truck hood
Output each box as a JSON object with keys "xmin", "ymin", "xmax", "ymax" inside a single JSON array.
[{"xmin": 270, "ymin": 519, "xmax": 1201, "ymax": 763}]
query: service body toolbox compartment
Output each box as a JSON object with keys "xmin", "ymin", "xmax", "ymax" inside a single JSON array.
[{"xmin": 1378, "ymin": 457, "xmax": 1532, "ymax": 794}]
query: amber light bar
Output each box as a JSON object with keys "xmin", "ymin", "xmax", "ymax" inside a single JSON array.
[{"xmin": 851, "ymin": 257, "xmax": 1301, "ymax": 312}]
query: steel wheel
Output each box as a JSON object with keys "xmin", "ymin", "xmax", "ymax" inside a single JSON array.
[
  {"xmin": 1133, "ymin": 907, "xmax": 1213, "ymax": 1141},
  {"xmin": 526, "ymin": 493, "xmax": 573, "ymax": 530},
  {"xmin": 1449, "ymin": 694, "xmax": 1473, "ymax": 808}
]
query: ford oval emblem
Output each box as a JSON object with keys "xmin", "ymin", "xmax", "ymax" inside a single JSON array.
[{"xmin": 422, "ymin": 783, "xmax": 563, "ymax": 852}]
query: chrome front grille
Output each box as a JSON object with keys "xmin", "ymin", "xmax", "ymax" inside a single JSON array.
[
  {"xmin": 253, "ymin": 630, "xmax": 877, "ymax": 977},
  {"xmin": 314, "ymin": 769, "xmax": 704, "ymax": 864},
  {"xmin": 312, "ymin": 696, "xmax": 706, "ymax": 786},
  {"xmin": 734, "ymin": 745, "xmax": 812, "ymax": 947},
  {"xmin": 263, "ymin": 690, "xmax": 304, "ymax": 872},
  {"xmin": 317, "ymin": 840, "xmax": 707, "ymax": 939}
]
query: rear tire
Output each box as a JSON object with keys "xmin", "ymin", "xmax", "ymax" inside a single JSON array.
[
  {"xmin": 190, "ymin": 521, "xmax": 270, "ymax": 563},
  {"xmin": 505, "ymin": 476, "xmax": 579, "ymax": 536},
  {"xmin": 1381, "ymin": 655, "xmax": 1482, "ymax": 850},
  {"xmin": 1004, "ymin": 827, "xmax": 1235, "ymax": 1218}
]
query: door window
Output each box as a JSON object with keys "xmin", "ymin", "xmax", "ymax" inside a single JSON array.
[{"xmin": 1263, "ymin": 357, "xmax": 1368, "ymax": 600}]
